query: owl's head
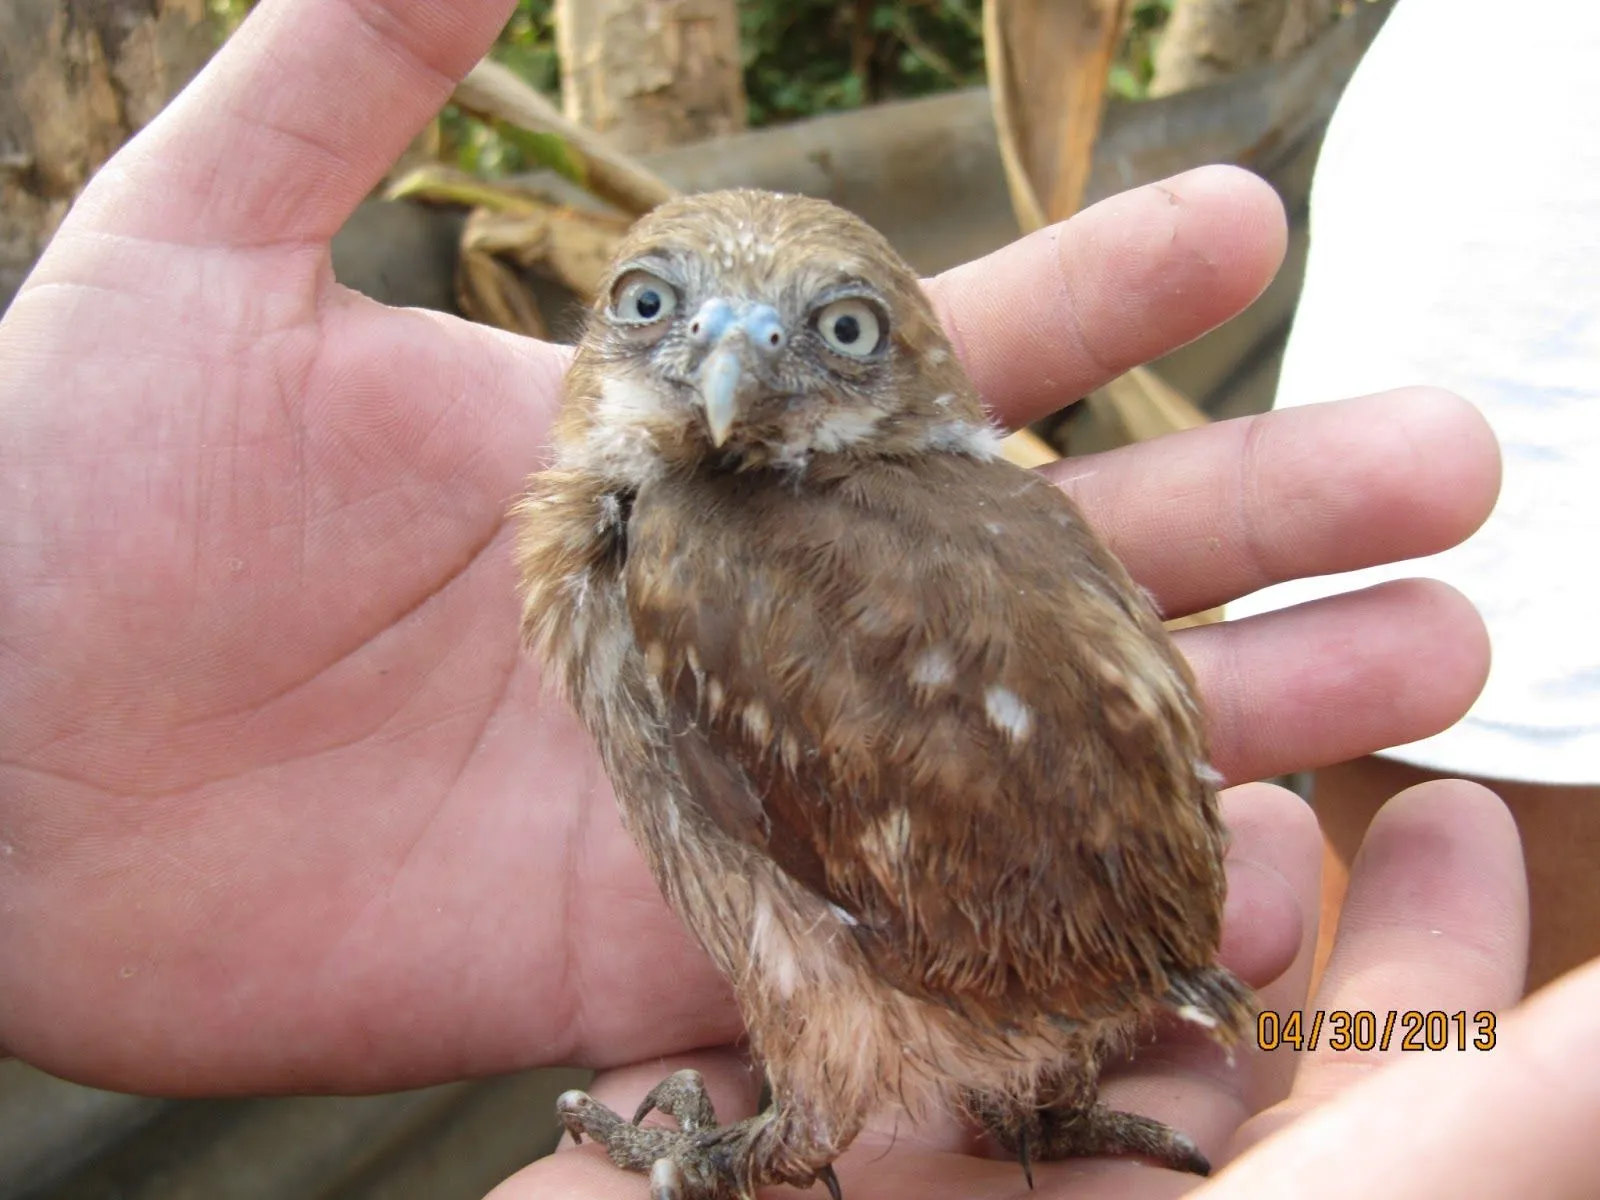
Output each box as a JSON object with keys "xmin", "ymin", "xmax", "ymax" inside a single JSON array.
[{"xmin": 560, "ymin": 190, "xmax": 998, "ymax": 479}]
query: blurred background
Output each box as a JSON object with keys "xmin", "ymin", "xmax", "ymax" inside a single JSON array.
[{"xmin": 0, "ymin": 1, "xmax": 1381, "ymax": 1195}]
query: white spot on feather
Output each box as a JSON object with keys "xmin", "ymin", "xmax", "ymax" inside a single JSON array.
[
  {"xmin": 562, "ymin": 570, "xmax": 591, "ymax": 612},
  {"xmin": 885, "ymin": 809, "xmax": 911, "ymax": 855},
  {"xmin": 860, "ymin": 808, "xmax": 913, "ymax": 864},
  {"xmin": 586, "ymin": 620, "xmax": 633, "ymax": 693},
  {"xmin": 743, "ymin": 700, "xmax": 772, "ymax": 743},
  {"xmin": 910, "ymin": 647, "xmax": 956, "ymax": 689},
  {"xmin": 828, "ymin": 903, "xmax": 860, "ymax": 928},
  {"xmin": 920, "ymin": 420, "xmax": 1005, "ymax": 461},
  {"xmin": 1176, "ymin": 1004, "xmax": 1219, "ymax": 1031},
  {"xmin": 644, "ymin": 641, "xmax": 667, "ymax": 676},
  {"xmin": 749, "ymin": 891, "xmax": 802, "ymax": 999},
  {"xmin": 983, "ymin": 685, "xmax": 1034, "ymax": 744}
]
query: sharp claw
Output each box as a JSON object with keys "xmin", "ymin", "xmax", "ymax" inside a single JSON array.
[
  {"xmin": 556, "ymin": 1089, "xmax": 590, "ymax": 1145},
  {"xmin": 1018, "ymin": 1125, "xmax": 1035, "ymax": 1190},
  {"xmin": 817, "ymin": 1164, "xmax": 844, "ymax": 1200},
  {"xmin": 649, "ymin": 1158, "xmax": 685, "ymax": 1200},
  {"xmin": 633, "ymin": 1068, "xmax": 716, "ymax": 1131}
]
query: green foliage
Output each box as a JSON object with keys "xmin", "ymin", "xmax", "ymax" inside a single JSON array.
[
  {"xmin": 1110, "ymin": 0, "xmax": 1177, "ymax": 101},
  {"xmin": 739, "ymin": 0, "xmax": 987, "ymax": 127},
  {"xmin": 208, "ymin": 0, "xmax": 249, "ymax": 31},
  {"xmin": 435, "ymin": 2, "xmax": 559, "ymax": 175},
  {"xmin": 494, "ymin": 0, "xmax": 562, "ymax": 94}
]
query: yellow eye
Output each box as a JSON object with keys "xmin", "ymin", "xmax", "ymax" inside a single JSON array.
[
  {"xmin": 611, "ymin": 271, "xmax": 678, "ymax": 325},
  {"xmin": 815, "ymin": 299, "xmax": 883, "ymax": 358}
]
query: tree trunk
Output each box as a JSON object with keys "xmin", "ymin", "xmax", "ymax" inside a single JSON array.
[
  {"xmin": 1149, "ymin": 0, "xmax": 1341, "ymax": 97},
  {"xmin": 553, "ymin": 0, "xmax": 747, "ymax": 154},
  {"xmin": 0, "ymin": 0, "xmax": 215, "ymax": 310}
]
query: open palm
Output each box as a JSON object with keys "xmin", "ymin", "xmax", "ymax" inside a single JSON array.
[{"xmin": 0, "ymin": 0, "xmax": 1497, "ymax": 1115}]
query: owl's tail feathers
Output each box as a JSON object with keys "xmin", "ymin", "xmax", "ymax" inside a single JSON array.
[{"xmin": 1163, "ymin": 966, "xmax": 1256, "ymax": 1046}]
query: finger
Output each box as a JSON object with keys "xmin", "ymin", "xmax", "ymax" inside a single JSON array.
[
  {"xmin": 1230, "ymin": 780, "xmax": 1526, "ymax": 1155},
  {"xmin": 925, "ymin": 165, "xmax": 1287, "ymax": 426},
  {"xmin": 1216, "ymin": 785, "xmax": 1318, "ymax": 991},
  {"xmin": 1046, "ymin": 389, "xmax": 1501, "ymax": 620},
  {"xmin": 1294, "ymin": 780, "xmax": 1525, "ymax": 1099},
  {"xmin": 1208, "ymin": 946, "xmax": 1600, "ymax": 1197},
  {"xmin": 73, "ymin": 0, "xmax": 516, "ymax": 246},
  {"xmin": 1180, "ymin": 580, "xmax": 1490, "ymax": 785}
]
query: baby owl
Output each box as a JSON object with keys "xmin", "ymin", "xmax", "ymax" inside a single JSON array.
[{"xmin": 514, "ymin": 189, "xmax": 1250, "ymax": 1200}]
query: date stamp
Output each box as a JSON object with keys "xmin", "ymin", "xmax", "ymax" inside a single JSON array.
[{"xmin": 1256, "ymin": 1009, "xmax": 1498, "ymax": 1052}]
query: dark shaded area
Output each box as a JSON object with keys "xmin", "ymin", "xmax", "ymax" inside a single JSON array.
[{"xmin": 3, "ymin": 1060, "xmax": 588, "ymax": 1200}]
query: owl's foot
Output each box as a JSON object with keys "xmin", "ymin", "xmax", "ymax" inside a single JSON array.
[
  {"xmin": 557, "ymin": 1070, "xmax": 844, "ymax": 1200},
  {"xmin": 975, "ymin": 1095, "xmax": 1210, "ymax": 1179}
]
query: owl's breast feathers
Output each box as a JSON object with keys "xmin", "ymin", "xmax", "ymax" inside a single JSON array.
[{"xmin": 622, "ymin": 453, "xmax": 1233, "ymax": 1033}]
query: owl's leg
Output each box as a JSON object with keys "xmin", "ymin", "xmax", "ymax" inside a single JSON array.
[
  {"xmin": 966, "ymin": 1069, "xmax": 1211, "ymax": 1179},
  {"xmin": 557, "ymin": 1072, "xmax": 846, "ymax": 1200}
]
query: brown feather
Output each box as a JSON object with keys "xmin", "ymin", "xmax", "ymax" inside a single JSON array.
[{"xmin": 626, "ymin": 453, "xmax": 1226, "ymax": 1026}]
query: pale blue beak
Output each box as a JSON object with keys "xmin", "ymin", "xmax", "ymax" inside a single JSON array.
[{"xmin": 691, "ymin": 299, "xmax": 787, "ymax": 446}]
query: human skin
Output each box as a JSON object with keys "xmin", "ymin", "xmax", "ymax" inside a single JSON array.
[
  {"xmin": 7, "ymin": 3, "xmax": 1591, "ymax": 1196},
  {"xmin": 1314, "ymin": 757, "xmax": 1600, "ymax": 994}
]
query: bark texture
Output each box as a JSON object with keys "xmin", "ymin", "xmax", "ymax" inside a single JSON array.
[
  {"xmin": 1150, "ymin": 0, "xmax": 1342, "ymax": 97},
  {"xmin": 554, "ymin": 0, "xmax": 747, "ymax": 154},
  {"xmin": 0, "ymin": 0, "xmax": 214, "ymax": 309}
]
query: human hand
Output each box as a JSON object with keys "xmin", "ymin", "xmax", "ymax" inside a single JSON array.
[
  {"xmin": 498, "ymin": 781, "xmax": 1600, "ymax": 1199},
  {"xmin": 0, "ymin": 0, "xmax": 1496, "ymax": 1095}
]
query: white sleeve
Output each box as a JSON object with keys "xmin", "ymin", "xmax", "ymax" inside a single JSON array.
[{"xmin": 1225, "ymin": 0, "xmax": 1600, "ymax": 784}]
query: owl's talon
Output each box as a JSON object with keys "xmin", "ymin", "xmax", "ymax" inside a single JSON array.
[
  {"xmin": 975, "ymin": 1091, "xmax": 1212, "ymax": 1178},
  {"xmin": 559, "ymin": 1088, "xmax": 619, "ymax": 1146},
  {"xmin": 633, "ymin": 1067, "xmax": 719, "ymax": 1133},
  {"xmin": 1017, "ymin": 1125, "xmax": 1035, "ymax": 1190},
  {"xmin": 555, "ymin": 1084, "xmax": 842, "ymax": 1200}
]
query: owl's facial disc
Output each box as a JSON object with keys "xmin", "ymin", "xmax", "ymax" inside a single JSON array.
[{"xmin": 687, "ymin": 298, "xmax": 789, "ymax": 446}]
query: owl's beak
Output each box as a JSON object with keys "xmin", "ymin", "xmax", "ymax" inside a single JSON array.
[
  {"xmin": 697, "ymin": 347, "xmax": 748, "ymax": 448},
  {"xmin": 691, "ymin": 301, "xmax": 787, "ymax": 447}
]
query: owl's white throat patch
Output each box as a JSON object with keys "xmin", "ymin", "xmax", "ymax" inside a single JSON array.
[
  {"xmin": 566, "ymin": 375, "xmax": 676, "ymax": 484},
  {"xmin": 774, "ymin": 405, "xmax": 886, "ymax": 469}
]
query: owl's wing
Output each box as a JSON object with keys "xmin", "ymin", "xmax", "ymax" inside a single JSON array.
[{"xmin": 626, "ymin": 454, "xmax": 1234, "ymax": 1028}]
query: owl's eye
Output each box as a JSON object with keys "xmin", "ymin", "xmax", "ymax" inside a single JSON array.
[
  {"xmin": 610, "ymin": 271, "xmax": 678, "ymax": 325},
  {"xmin": 815, "ymin": 299, "xmax": 884, "ymax": 358}
]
